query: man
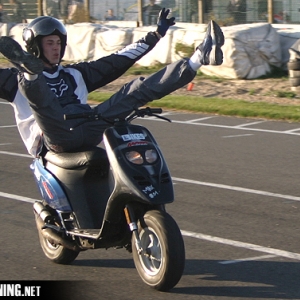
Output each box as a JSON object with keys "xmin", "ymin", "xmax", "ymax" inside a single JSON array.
[
  {"xmin": 227, "ymin": 0, "xmax": 246, "ymax": 24},
  {"xmin": 0, "ymin": 3, "xmax": 7, "ymax": 23},
  {"xmin": 143, "ymin": 0, "xmax": 162, "ymax": 25},
  {"xmin": 43, "ymin": 0, "xmax": 59, "ymax": 18},
  {"xmin": 67, "ymin": 0, "xmax": 85, "ymax": 23},
  {"xmin": 9, "ymin": 0, "xmax": 27, "ymax": 23},
  {"xmin": 0, "ymin": 9, "xmax": 224, "ymax": 157},
  {"xmin": 59, "ymin": 0, "xmax": 69, "ymax": 21},
  {"xmin": 105, "ymin": 9, "xmax": 117, "ymax": 21}
]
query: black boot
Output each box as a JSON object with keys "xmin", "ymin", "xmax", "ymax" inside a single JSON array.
[{"xmin": 0, "ymin": 36, "xmax": 44, "ymax": 74}]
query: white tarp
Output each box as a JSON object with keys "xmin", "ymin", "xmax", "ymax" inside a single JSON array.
[
  {"xmin": 3, "ymin": 21, "xmax": 300, "ymax": 79},
  {"xmin": 93, "ymin": 27, "xmax": 133, "ymax": 59},
  {"xmin": 7, "ymin": 23, "xmax": 27, "ymax": 49},
  {"xmin": 273, "ymin": 24, "xmax": 300, "ymax": 65},
  {"xmin": 0, "ymin": 23, "xmax": 8, "ymax": 37},
  {"xmin": 201, "ymin": 23, "xmax": 282, "ymax": 79},
  {"xmin": 63, "ymin": 23, "xmax": 102, "ymax": 61},
  {"xmin": 129, "ymin": 26, "xmax": 174, "ymax": 66},
  {"xmin": 170, "ymin": 23, "xmax": 207, "ymax": 62}
]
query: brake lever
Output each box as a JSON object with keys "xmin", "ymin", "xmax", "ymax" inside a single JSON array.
[{"xmin": 151, "ymin": 113, "xmax": 172, "ymax": 123}]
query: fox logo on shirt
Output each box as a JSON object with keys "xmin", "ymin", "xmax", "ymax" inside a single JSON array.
[
  {"xmin": 46, "ymin": 71, "xmax": 80, "ymax": 106},
  {"xmin": 48, "ymin": 79, "xmax": 68, "ymax": 97}
]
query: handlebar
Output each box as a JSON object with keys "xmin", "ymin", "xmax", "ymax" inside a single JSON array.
[
  {"xmin": 63, "ymin": 107, "xmax": 171, "ymax": 127},
  {"xmin": 145, "ymin": 108, "xmax": 163, "ymax": 114},
  {"xmin": 126, "ymin": 107, "xmax": 171, "ymax": 123}
]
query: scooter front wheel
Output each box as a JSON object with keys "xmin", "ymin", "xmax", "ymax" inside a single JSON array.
[{"xmin": 132, "ymin": 210, "xmax": 185, "ymax": 291}]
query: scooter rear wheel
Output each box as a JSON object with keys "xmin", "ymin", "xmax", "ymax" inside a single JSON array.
[
  {"xmin": 36, "ymin": 219, "xmax": 79, "ymax": 265},
  {"xmin": 132, "ymin": 210, "xmax": 185, "ymax": 291}
]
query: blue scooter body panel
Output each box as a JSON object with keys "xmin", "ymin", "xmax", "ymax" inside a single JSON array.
[{"xmin": 30, "ymin": 158, "xmax": 72, "ymax": 211}]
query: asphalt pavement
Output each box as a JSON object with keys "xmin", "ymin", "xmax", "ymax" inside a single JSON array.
[{"xmin": 0, "ymin": 101, "xmax": 300, "ymax": 300}]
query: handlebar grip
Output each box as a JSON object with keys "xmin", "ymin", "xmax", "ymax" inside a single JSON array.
[{"xmin": 149, "ymin": 108, "xmax": 163, "ymax": 114}]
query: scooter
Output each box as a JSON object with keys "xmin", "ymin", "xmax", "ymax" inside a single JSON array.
[{"xmin": 31, "ymin": 107, "xmax": 185, "ymax": 291}]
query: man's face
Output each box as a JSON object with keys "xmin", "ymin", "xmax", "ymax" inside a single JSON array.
[{"xmin": 41, "ymin": 35, "xmax": 62, "ymax": 67}]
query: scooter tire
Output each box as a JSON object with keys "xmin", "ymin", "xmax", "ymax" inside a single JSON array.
[
  {"xmin": 37, "ymin": 223, "xmax": 79, "ymax": 265},
  {"xmin": 132, "ymin": 210, "xmax": 185, "ymax": 291}
]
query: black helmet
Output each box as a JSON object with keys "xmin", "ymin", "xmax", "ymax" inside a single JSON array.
[{"xmin": 22, "ymin": 16, "xmax": 67, "ymax": 61}]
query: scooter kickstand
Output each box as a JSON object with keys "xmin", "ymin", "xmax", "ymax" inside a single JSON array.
[{"xmin": 124, "ymin": 205, "xmax": 143, "ymax": 254}]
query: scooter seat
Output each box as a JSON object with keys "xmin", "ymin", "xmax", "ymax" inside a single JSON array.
[{"xmin": 44, "ymin": 147, "xmax": 109, "ymax": 170}]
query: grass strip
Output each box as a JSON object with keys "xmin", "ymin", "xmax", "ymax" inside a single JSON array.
[{"xmin": 88, "ymin": 92, "xmax": 300, "ymax": 122}]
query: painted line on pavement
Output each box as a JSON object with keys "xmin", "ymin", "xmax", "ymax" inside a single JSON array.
[
  {"xmin": 222, "ymin": 133, "xmax": 254, "ymax": 138},
  {"xmin": 0, "ymin": 125, "xmax": 17, "ymax": 128},
  {"xmin": 172, "ymin": 177, "xmax": 300, "ymax": 202},
  {"xmin": 143, "ymin": 117, "xmax": 300, "ymax": 136},
  {"xmin": 0, "ymin": 191, "xmax": 38, "ymax": 203},
  {"xmin": 234, "ymin": 120, "xmax": 267, "ymax": 127},
  {"xmin": 186, "ymin": 116, "xmax": 216, "ymax": 123},
  {"xmin": 219, "ymin": 254, "xmax": 277, "ymax": 265},
  {"xmin": 181, "ymin": 230, "xmax": 300, "ymax": 261},
  {"xmin": 1, "ymin": 151, "xmax": 300, "ymax": 202},
  {"xmin": 284, "ymin": 128, "xmax": 300, "ymax": 133},
  {"xmin": 0, "ymin": 150, "xmax": 31, "ymax": 158},
  {"xmin": 1, "ymin": 190, "xmax": 300, "ymax": 262}
]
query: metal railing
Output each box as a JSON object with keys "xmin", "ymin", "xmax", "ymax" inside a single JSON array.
[{"xmin": 0, "ymin": 0, "xmax": 298, "ymax": 25}]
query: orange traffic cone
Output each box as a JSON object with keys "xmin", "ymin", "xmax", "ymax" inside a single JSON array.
[{"xmin": 187, "ymin": 82, "xmax": 194, "ymax": 91}]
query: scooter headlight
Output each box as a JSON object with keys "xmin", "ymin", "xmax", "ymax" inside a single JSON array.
[
  {"xmin": 125, "ymin": 151, "xmax": 143, "ymax": 165},
  {"xmin": 125, "ymin": 149, "xmax": 158, "ymax": 165},
  {"xmin": 145, "ymin": 149, "xmax": 158, "ymax": 163}
]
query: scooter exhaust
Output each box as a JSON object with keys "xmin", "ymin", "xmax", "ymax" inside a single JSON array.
[
  {"xmin": 33, "ymin": 201, "xmax": 52, "ymax": 222},
  {"xmin": 33, "ymin": 202, "xmax": 81, "ymax": 252}
]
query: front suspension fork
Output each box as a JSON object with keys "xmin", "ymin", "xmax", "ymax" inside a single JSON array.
[{"xmin": 124, "ymin": 205, "xmax": 143, "ymax": 254}]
